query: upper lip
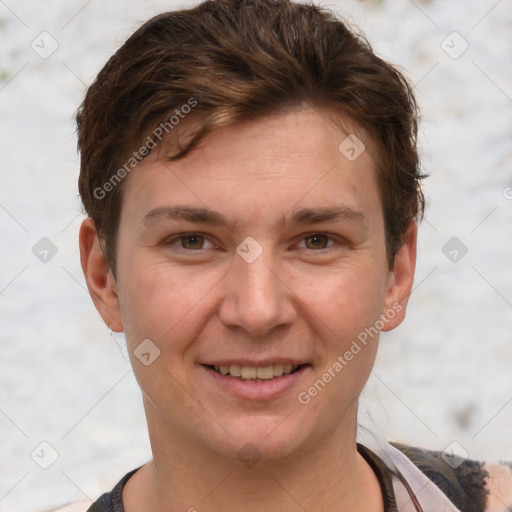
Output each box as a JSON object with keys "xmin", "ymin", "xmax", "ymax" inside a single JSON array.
[{"xmin": 202, "ymin": 360, "xmax": 309, "ymax": 367}]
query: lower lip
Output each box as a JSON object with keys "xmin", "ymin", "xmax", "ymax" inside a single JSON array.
[{"xmin": 201, "ymin": 365, "xmax": 311, "ymax": 401}]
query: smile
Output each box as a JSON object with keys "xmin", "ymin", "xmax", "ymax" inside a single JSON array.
[
  {"xmin": 201, "ymin": 362, "xmax": 311, "ymax": 400},
  {"xmin": 209, "ymin": 363, "xmax": 302, "ymax": 380}
]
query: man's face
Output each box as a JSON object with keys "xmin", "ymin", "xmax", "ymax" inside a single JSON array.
[{"xmin": 97, "ymin": 108, "xmax": 414, "ymax": 463}]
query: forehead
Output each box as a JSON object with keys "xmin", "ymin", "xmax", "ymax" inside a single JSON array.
[{"xmin": 119, "ymin": 107, "xmax": 382, "ymax": 229}]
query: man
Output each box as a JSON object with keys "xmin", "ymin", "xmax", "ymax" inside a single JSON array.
[{"xmin": 67, "ymin": 0, "xmax": 511, "ymax": 510}]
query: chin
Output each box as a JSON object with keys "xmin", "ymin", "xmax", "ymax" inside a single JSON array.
[{"xmin": 202, "ymin": 414, "xmax": 313, "ymax": 465}]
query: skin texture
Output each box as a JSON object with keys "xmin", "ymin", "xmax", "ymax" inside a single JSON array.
[{"xmin": 79, "ymin": 107, "xmax": 417, "ymax": 511}]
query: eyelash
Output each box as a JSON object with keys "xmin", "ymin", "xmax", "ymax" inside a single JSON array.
[{"xmin": 163, "ymin": 233, "xmax": 342, "ymax": 253}]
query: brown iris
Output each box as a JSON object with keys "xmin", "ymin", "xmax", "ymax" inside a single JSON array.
[
  {"xmin": 304, "ymin": 234, "xmax": 329, "ymax": 249},
  {"xmin": 180, "ymin": 235, "xmax": 205, "ymax": 249}
]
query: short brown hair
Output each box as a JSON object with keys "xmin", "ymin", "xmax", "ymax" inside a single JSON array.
[{"xmin": 77, "ymin": 0, "xmax": 425, "ymax": 274}]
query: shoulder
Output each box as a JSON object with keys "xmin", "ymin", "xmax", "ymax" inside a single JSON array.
[
  {"xmin": 482, "ymin": 460, "xmax": 512, "ymax": 511},
  {"xmin": 391, "ymin": 441, "xmax": 512, "ymax": 512}
]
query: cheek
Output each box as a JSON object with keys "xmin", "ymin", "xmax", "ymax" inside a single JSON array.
[
  {"xmin": 299, "ymin": 270, "xmax": 384, "ymax": 405},
  {"xmin": 294, "ymin": 262, "xmax": 387, "ymax": 395},
  {"xmin": 117, "ymin": 256, "xmax": 221, "ymax": 350},
  {"xmin": 297, "ymin": 262, "xmax": 388, "ymax": 336}
]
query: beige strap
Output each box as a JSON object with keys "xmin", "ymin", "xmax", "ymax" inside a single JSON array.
[{"xmin": 363, "ymin": 440, "xmax": 463, "ymax": 512}]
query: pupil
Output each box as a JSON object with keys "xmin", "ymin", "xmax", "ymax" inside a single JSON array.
[
  {"xmin": 184, "ymin": 235, "xmax": 202, "ymax": 249},
  {"xmin": 307, "ymin": 234, "xmax": 326, "ymax": 249}
]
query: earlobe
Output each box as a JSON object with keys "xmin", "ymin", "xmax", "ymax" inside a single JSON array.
[
  {"xmin": 381, "ymin": 221, "xmax": 417, "ymax": 332},
  {"xmin": 79, "ymin": 218, "xmax": 123, "ymax": 332}
]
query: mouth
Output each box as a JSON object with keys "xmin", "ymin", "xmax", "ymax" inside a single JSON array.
[
  {"xmin": 205, "ymin": 363, "xmax": 307, "ymax": 381},
  {"xmin": 200, "ymin": 361, "xmax": 311, "ymax": 400}
]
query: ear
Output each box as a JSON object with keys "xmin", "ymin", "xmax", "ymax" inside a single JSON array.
[
  {"xmin": 380, "ymin": 220, "xmax": 417, "ymax": 332},
  {"xmin": 79, "ymin": 218, "xmax": 123, "ymax": 332}
]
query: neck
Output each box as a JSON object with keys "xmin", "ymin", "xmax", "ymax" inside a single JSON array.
[{"xmin": 123, "ymin": 403, "xmax": 384, "ymax": 512}]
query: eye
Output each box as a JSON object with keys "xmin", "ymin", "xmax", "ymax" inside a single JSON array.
[
  {"xmin": 296, "ymin": 234, "xmax": 336, "ymax": 250},
  {"xmin": 165, "ymin": 234, "xmax": 217, "ymax": 251}
]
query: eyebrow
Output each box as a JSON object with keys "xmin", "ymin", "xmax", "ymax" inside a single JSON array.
[{"xmin": 142, "ymin": 205, "xmax": 368, "ymax": 230}]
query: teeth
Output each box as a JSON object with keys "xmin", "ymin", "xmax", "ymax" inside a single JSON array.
[
  {"xmin": 256, "ymin": 366, "xmax": 274, "ymax": 379},
  {"xmin": 213, "ymin": 364, "xmax": 300, "ymax": 380},
  {"xmin": 273, "ymin": 365, "xmax": 284, "ymax": 377},
  {"xmin": 229, "ymin": 365, "xmax": 241, "ymax": 377},
  {"xmin": 241, "ymin": 366, "xmax": 257, "ymax": 379}
]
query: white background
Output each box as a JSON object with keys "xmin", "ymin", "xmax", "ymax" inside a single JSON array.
[{"xmin": 0, "ymin": 0, "xmax": 511, "ymax": 510}]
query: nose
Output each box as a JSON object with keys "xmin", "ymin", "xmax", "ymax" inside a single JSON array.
[{"xmin": 218, "ymin": 249, "xmax": 297, "ymax": 337}]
